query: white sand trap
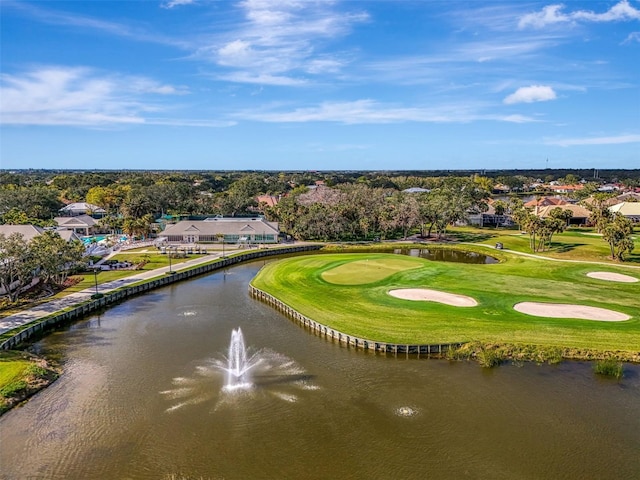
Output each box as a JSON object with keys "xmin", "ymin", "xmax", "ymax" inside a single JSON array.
[
  {"xmin": 514, "ymin": 302, "xmax": 630, "ymax": 321},
  {"xmin": 586, "ymin": 271, "xmax": 639, "ymax": 283},
  {"xmin": 388, "ymin": 288, "xmax": 478, "ymax": 307}
]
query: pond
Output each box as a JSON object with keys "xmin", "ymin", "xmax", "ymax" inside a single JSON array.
[
  {"xmin": 395, "ymin": 247, "xmax": 499, "ymax": 264},
  {"xmin": 0, "ymin": 259, "xmax": 638, "ymax": 479}
]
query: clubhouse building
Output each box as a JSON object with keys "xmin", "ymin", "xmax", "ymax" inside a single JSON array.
[{"xmin": 157, "ymin": 217, "xmax": 280, "ymax": 244}]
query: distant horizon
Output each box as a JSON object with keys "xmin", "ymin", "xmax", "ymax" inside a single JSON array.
[
  {"xmin": 1, "ymin": 1, "xmax": 639, "ymax": 170},
  {"xmin": 3, "ymin": 167, "xmax": 639, "ymax": 176}
]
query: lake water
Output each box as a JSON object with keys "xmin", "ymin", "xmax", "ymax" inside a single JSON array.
[{"xmin": 1, "ymin": 260, "xmax": 639, "ymax": 479}]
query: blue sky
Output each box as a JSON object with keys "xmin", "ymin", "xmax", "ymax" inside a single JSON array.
[{"xmin": 1, "ymin": 0, "xmax": 639, "ymax": 171}]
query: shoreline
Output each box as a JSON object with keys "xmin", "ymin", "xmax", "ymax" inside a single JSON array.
[{"xmin": 0, "ymin": 352, "xmax": 60, "ymax": 416}]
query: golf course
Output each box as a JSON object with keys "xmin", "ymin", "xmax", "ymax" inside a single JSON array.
[{"xmin": 251, "ymin": 247, "xmax": 640, "ymax": 357}]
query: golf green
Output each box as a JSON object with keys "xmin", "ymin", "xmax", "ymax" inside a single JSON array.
[{"xmin": 251, "ymin": 252, "xmax": 640, "ymax": 352}]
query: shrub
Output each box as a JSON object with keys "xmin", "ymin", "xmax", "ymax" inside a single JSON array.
[
  {"xmin": 594, "ymin": 359, "xmax": 623, "ymax": 379},
  {"xmin": 0, "ymin": 380, "xmax": 28, "ymax": 397},
  {"xmin": 477, "ymin": 347, "xmax": 503, "ymax": 368}
]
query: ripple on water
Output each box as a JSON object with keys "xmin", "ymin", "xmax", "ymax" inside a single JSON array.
[{"xmin": 395, "ymin": 406, "xmax": 419, "ymax": 417}]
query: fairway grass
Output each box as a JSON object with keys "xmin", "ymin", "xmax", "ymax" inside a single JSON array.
[{"xmin": 251, "ymin": 252, "xmax": 640, "ymax": 356}]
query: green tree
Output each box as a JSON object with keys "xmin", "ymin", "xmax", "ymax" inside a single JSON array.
[
  {"xmin": 30, "ymin": 231, "xmax": 86, "ymax": 287},
  {"xmin": 602, "ymin": 214, "xmax": 635, "ymax": 261},
  {"xmin": 583, "ymin": 193, "xmax": 615, "ymax": 233},
  {"xmin": 493, "ymin": 200, "xmax": 507, "ymax": 216},
  {"xmin": 390, "ymin": 192, "xmax": 419, "ymax": 239},
  {"xmin": 0, "ymin": 233, "xmax": 38, "ymax": 302}
]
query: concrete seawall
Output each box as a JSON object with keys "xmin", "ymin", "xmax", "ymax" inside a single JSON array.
[
  {"xmin": 0, "ymin": 245, "xmax": 322, "ymax": 350},
  {"xmin": 249, "ymin": 285, "xmax": 462, "ymax": 357}
]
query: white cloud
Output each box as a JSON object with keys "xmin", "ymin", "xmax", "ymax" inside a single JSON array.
[
  {"xmin": 0, "ymin": 66, "xmax": 224, "ymax": 128},
  {"xmin": 622, "ymin": 31, "xmax": 640, "ymax": 43},
  {"xmin": 234, "ymin": 99, "xmax": 537, "ymax": 124},
  {"xmin": 519, "ymin": 1, "xmax": 640, "ymax": 29},
  {"xmin": 503, "ymin": 85, "xmax": 557, "ymax": 104},
  {"xmin": 545, "ymin": 134, "xmax": 640, "ymax": 146},
  {"xmin": 161, "ymin": 0, "xmax": 197, "ymax": 9},
  {"xmin": 6, "ymin": 1, "xmax": 189, "ymax": 48},
  {"xmin": 518, "ymin": 5, "xmax": 568, "ymax": 29},
  {"xmin": 217, "ymin": 72, "xmax": 307, "ymax": 86},
  {"xmin": 195, "ymin": 1, "xmax": 368, "ymax": 85}
]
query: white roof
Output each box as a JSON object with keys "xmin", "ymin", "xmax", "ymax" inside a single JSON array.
[
  {"xmin": 403, "ymin": 187, "xmax": 431, "ymax": 194},
  {"xmin": 54, "ymin": 215, "xmax": 98, "ymax": 228},
  {"xmin": 0, "ymin": 224, "xmax": 45, "ymax": 242},
  {"xmin": 160, "ymin": 218, "xmax": 279, "ymax": 236},
  {"xmin": 0, "ymin": 225, "xmax": 81, "ymax": 243},
  {"xmin": 609, "ymin": 202, "xmax": 640, "ymax": 216},
  {"xmin": 59, "ymin": 202, "xmax": 106, "ymax": 213}
]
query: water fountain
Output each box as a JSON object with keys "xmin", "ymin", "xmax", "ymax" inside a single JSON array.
[
  {"xmin": 161, "ymin": 327, "xmax": 317, "ymax": 412},
  {"xmin": 222, "ymin": 328, "xmax": 261, "ymax": 391}
]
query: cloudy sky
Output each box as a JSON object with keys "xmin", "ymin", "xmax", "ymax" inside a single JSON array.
[{"xmin": 1, "ymin": 0, "xmax": 638, "ymax": 170}]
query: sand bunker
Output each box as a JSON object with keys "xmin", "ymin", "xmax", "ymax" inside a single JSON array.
[
  {"xmin": 388, "ymin": 288, "xmax": 478, "ymax": 307},
  {"xmin": 514, "ymin": 302, "xmax": 630, "ymax": 321},
  {"xmin": 586, "ymin": 271, "xmax": 639, "ymax": 283}
]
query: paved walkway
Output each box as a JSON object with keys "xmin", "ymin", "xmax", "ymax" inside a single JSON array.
[{"xmin": 0, "ymin": 250, "xmax": 240, "ymax": 334}]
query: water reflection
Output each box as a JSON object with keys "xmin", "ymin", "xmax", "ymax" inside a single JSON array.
[
  {"xmin": 395, "ymin": 247, "xmax": 499, "ymax": 264},
  {"xmin": 161, "ymin": 345, "xmax": 318, "ymax": 413},
  {"xmin": 0, "ymin": 260, "xmax": 638, "ymax": 480}
]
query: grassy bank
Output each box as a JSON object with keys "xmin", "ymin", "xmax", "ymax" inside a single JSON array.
[
  {"xmin": 251, "ymin": 251, "xmax": 640, "ymax": 359},
  {"xmin": 0, "ymin": 351, "xmax": 59, "ymax": 415}
]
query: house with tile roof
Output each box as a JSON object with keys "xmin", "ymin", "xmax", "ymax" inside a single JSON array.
[
  {"xmin": 535, "ymin": 204, "xmax": 591, "ymax": 226},
  {"xmin": 609, "ymin": 202, "xmax": 640, "ymax": 223},
  {"xmin": 256, "ymin": 195, "xmax": 280, "ymax": 208},
  {"xmin": 524, "ymin": 197, "xmax": 569, "ymax": 208}
]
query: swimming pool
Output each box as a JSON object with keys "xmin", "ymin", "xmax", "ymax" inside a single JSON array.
[{"xmin": 81, "ymin": 235, "xmax": 128, "ymax": 244}]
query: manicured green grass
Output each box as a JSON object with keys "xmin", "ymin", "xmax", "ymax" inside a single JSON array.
[
  {"xmin": 54, "ymin": 254, "xmax": 196, "ymax": 296},
  {"xmin": 251, "ymin": 252, "xmax": 640, "ymax": 354},
  {"xmin": 321, "ymin": 256, "xmax": 422, "ymax": 285},
  {"xmin": 0, "ymin": 351, "xmax": 59, "ymax": 415},
  {"xmin": 447, "ymin": 225, "xmax": 640, "ymax": 263},
  {"xmin": 0, "ymin": 352, "xmax": 31, "ymax": 392}
]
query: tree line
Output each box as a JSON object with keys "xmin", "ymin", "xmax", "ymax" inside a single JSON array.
[{"xmin": 0, "ymin": 231, "xmax": 85, "ymax": 303}]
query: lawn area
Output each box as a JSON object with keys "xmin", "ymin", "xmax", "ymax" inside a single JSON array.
[
  {"xmin": 447, "ymin": 225, "xmax": 640, "ymax": 264},
  {"xmin": 0, "ymin": 252, "xmax": 200, "ymax": 318},
  {"xmin": 0, "ymin": 352, "xmax": 31, "ymax": 391},
  {"xmin": 0, "ymin": 351, "xmax": 58, "ymax": 415},
  {"xmin": 251, "ymin": 251, "xmax": 640, "ymax": 354},
  {"xmin": 53, "ymin": 253, "xmax": 197, "ymax": 296}
]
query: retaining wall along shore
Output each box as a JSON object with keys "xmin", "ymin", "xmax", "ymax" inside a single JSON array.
[
  {"xmin": 0, "ymin": 245, "xmax": 322, "ymax": 350},
  {"xmin": 249, "ymin": 285, "xmax": 462, "ymax": 357}
]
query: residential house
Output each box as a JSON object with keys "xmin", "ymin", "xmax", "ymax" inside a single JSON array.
[
  {"xmin": 468, "ymin": 202, "xmax": 513, "ymax": 227},
  {"xmin": 0, "ymin": 224, "xmax": 46, "ymax": 242},
  {"xmin": 582, "ymin": 192, "xmax": 640, "ymax": 207},
  {"xmin": 402, "ymin": 187, "xmax": 431, "ymax": 194},
  {"xmin": 0, "ymin": 225, "xmax": 82, "ymax": 296},
  {"xmin": 0, "ymin": 224, "xmax": 83, "ymax": 243},
  {"xmin": 54, "ymin": 215, "xmax": 98, "ymax": 236},
  {"xmin": 609, "ymin": 202, "xmax": 640, "ymax": 223},
  {"xmin": 547, "ymin": 184, "xmax": 584, "ymax": 194},
  {"xmin": 256, "ymin": 195, "xmax": 280, "ymax": 208},
  {"xmin": 524, "ymin": 197, "xmax": 569, "ymax": 209},
  {"xmin": 59, "ymin": 202, "xmax": 106, "ymax": 217},
  {"xmin": 535, "ymin": 204, "xmax": 591, "ymax": 226},
  {"xmin": 157, "ymin": 217, "xmax": 280, "ymax": 244}
]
